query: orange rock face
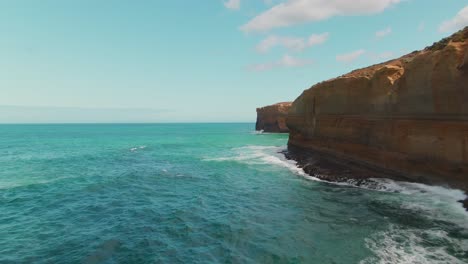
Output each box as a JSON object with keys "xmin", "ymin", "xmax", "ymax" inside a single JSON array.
[
  {"xmin": 287, "ymin": 27, "xmax": 468, "ymax": 190},
  {"xmin": 256, "ymin": 102, "xmax": 292, "ymax": 133}
]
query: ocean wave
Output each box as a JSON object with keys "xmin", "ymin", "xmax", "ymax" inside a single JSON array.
[
  {"xmin": 203, "ymin": 145, "xmax": 467, "ymax": 217},
  {"xmin": 249, "ymin": 130, "xmax": 283, "ymax": 135},
  {"xmin": 359, "ymin": 179, "xmax": 468, "ymax": 263},
  {"xmin": 203, "ymin": 145, "xmax": 309, "ymax": 177},
  {"xmin": 204, "ymin": 144, "xmax": 468, "ymax": 263},
  {"xmin": 250, "ymin": 130, "xmax": 264, "ymax": 134},
  {"xmin": 130, "ymin": 146, "xmax": 147, "ymax": 152},
  {"xmin": 0, "ymin": 176, "xmax": 78, "ymax": 191},
  {"xmin": 361, "ymin": 224, "xmax": 468, "ymax": 264},
  {"xmin": 359, "ymin": 183, "xmax": 468, "ymax": 263},
  {"xmin": 203, "ymin": 145, "xmax": 468, "ymax": 208},
  {"xmin": 323, "ymin": 178, "xmax": 466, "ymax": 208}
]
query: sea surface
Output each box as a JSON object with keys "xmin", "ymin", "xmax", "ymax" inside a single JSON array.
[{"xmin": 0, "ymin": 123, "xmax": 467, "ymax": 263}]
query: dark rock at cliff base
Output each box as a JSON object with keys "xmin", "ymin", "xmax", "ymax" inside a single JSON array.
[
  {"xmin": 287, "ymin": 26, "xmax": 468, "ymax": 192},
  {"xmin": 285, "ymin": 146, "xmax": 468, "ymax": 211},
  {"xmin": 459, "ymin": 198, "xmax": 468, "ymax": 211},
  {"xmin": 284, "ymin": 144, "xmax": 413, "ymax": 183},
  {"xmin": 256, "ymin": 102, "xmax": 291, "ymax": 133}
]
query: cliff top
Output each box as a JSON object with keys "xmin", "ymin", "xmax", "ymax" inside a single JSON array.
[
  {"xmin": 319, "ymin": 26, "xmax": 468, "ymax": 83},
  {"xmin": 256, "ymin": 102, "xmax": 292, "ymax": 112}
]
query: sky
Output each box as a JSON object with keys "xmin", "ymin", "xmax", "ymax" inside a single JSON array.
[{"xmin": 1, "ymin": 0, "xmax": 467, "ymax": 123}]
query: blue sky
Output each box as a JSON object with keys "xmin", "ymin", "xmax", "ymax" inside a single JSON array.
[{"xmin": 1, "ymin": 0, "xmax": 467, "ymax": 123}]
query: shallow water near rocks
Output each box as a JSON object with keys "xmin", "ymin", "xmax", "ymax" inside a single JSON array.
[{"xmin": 0, "ymin": 123, "xmax": 467, "ymax": 263}]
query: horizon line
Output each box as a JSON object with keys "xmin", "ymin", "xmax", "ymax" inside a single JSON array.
[{"xmin": 0, "ymin": 122, "xmax": 255, "ymax": 125}]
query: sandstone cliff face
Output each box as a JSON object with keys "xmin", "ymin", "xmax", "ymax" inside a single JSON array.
[
  {"xmin": 256, "ymin": 102, "xmax": 291, "ymax": 133},
  {"xmin": 287, "ymin": 27, "xmax": 468, "ymax": 190}
]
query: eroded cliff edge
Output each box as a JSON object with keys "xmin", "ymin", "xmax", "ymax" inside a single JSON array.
[
  {"xmin": 286, "ymin": 27, "xmax": 468, "ymax": 192},
  {"xmin": 256, "ymin": 102, "xmax": 291, "ymax": 133}
]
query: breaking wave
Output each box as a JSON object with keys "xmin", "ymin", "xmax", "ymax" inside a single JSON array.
[
  {"xmin": 130, "ymin": 146, "xmax": 147, "ymax": 152},
  {"xmin": 204, "ymin": 146, "xmax": 467, "ymax": 204},
  {"xmin": 361, "ymin": 223, "xmax": 468, "ymax": 264},
  {"xmin": 205, "ymin": 144, "xmax": 468, "ymax": 263},
  {"xmin": 203, "ymin": 145, "xmax": 308, "ymax": 177}
]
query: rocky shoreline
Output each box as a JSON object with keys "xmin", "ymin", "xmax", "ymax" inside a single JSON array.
[
  {"xmin": 283, "ymin": 145, "xmax": 468, "ymax": 210},
  {"xmin": 287, "ymin": 28, "xmax": 468, "ymax": 190},
  {"xmin": 256, "ymin": 27, "xmax": 468, "ymax": 211},
  {"xmin": 284, "ymin": 144, "xmax": 413, "ymax": 183}
]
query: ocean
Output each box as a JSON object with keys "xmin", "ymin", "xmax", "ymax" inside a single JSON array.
[{"xmin": 0, "ymin": 123, "xmax": 467, "ymax": 263}]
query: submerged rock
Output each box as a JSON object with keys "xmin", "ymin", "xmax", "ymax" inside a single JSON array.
[{"xmin": 256, "ymin": 102, "xmax": 291, "ymax": 133}]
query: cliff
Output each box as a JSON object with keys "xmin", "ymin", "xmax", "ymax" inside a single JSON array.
[
  {"xmin": 286, "ymin": 27, "xmax": 468, "ymax": 191},
  {"xmin": 256, "ymin": 102, "xmax": 292, "ymax": 133}
]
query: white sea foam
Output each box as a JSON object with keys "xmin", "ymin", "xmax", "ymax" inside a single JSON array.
[
  {"xmin": 0, "ymin": 176, "xmax": 77, "ymax": 190},
  {"xmin": 204, "ymin": 145, "xmax": 467, "ymax": 204},
  {"xmin": 250, "ymin": 130, "xmax": 264, "ymax": 134},
  {"xmin": 362, "ymin": 179, "xmax": 468, "ymax": 263},
  {"xmin": 361, "ymin": 224, "xmax": 468, "ymax": 264},
  {"xmin": 205, "ymin": 145, "xmax": 467, "ymax": 203},
  {"xmin": 343, "ymin": 178, "xmax": 468, "ymax": 221},
  {"xmin": 203, "ymin": 145, "xmax": 309, "ymax": 177},
  {"xmin": 334, "ymin": 178, "xmax": 465, "ymax": 201},
  {"xmin": 130, "ymin": 146, "xmax": 147, "ymax": 152},
  {"xmin": 361, "ymin": 198, "xmax": 468, "ymax": 263},
  {"xmin": 250, "ymin": 130, "xmax": 282, "ymax": 135},
  {"xmin": 354, "ymin": 180, "xmax": 468, "ymax": 263},
  {"xmin": 206, "ymin": 144, "xmax": 468, "ymax": 262}
]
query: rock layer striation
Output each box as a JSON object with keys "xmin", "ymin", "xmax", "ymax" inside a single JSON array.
[
  {"xmin": 256, "ymin": 102, "xmax": 292, "ymax": 133},
  {"xmin": 287, "ymin": 27, "xmax": 468, "ymax": 191}
]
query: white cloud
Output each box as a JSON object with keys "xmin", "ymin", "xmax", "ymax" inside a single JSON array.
[
  {"xmin": 439, "ymin": 5, "xmax": 468, "ymax": 33},
  {"xmin": 224, "ymin": 0, "xmax": 240, "ymax": 10},
  {"xmin": 418, "ymin": 21, "xmax": 425, "ymax": 32},
  {"xmin": 256, "ymin": 32, "xmax": 329, "ymax": 53},
  {"xmin": 375, "ymin": 27, "xmax": 392, "ymax": 38},
  {"xmin": 336, "ymin": 49, "xmax": 366, "ymax": 63},
  {"xmin": 308, "ymin": 32, "xmax": 330, "ymax": 46},
  {"xmin": 256, "ymin": 36, "xmax": 305, "ymax": 53},
  {"xmin": 250, "ymin": 54, "xmax": 313, "ymax": 71},
  {"xmin": 241, "ymin": 0, "xmax": 401, "ymax": 32},
  {"xmin": 280, "ymin": 54, "xmax": 312, "ymax": 67}
]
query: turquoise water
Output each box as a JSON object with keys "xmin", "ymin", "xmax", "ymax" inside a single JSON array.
[{"xmin": 0, "ymin": 123, "xmax": 467, "ymax": 263}]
